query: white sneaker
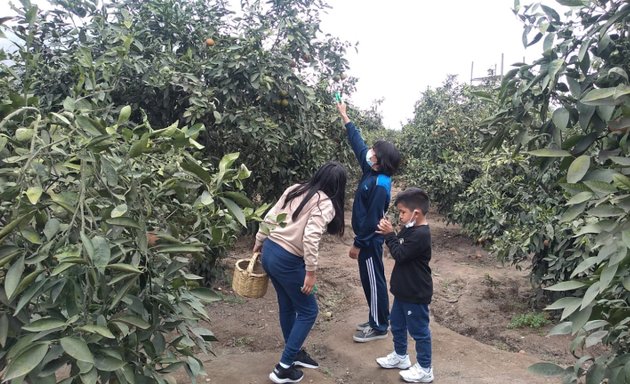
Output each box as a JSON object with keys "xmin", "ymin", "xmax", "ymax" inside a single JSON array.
[
  {"xmin": 399, "ymin": 363, "xmax": 434, "ymax": 383},
  {"xmin": 376, "ymin": 352, "xmax": 412, "ymax": 369}
]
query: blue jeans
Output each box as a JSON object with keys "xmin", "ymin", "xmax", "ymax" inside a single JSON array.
[
  {"xmin": 261, "ymin": 240, "xmax": 318, "ymax": 366},
  {"xmin": 390, "ymin": 298, "xmax": 432, "ymax": 369}
]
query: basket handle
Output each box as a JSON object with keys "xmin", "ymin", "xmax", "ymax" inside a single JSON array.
[{"xmin": 246, "ymin": 252, "xmax": 261, "ymax": 274}]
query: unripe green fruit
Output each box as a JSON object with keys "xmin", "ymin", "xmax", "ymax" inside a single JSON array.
[
  {"xmin": 118, "ymin": 105, "xmax": 132, "ymax": 123},
  {"xmin": 15, "ymin": 128, "xmax": 34, "ymax": 142}
]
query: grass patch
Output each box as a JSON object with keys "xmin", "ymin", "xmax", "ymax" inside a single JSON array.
[{"xmin": 507, "ymin": 312, "xmax": 549, "ymax": 329}]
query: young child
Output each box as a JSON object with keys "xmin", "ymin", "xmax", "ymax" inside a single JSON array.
[
  {"xmin": 336, "ymin": 102, "xmax": 401, "ymax": 342},
  {"xmin": 375, "ymin": 187, "xmax": 434, "ymax": 383}
]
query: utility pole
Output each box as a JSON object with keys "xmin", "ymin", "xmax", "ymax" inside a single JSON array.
[{"xmin": 470, "ymin": 61, "xmax": 474, "ymax": 84}]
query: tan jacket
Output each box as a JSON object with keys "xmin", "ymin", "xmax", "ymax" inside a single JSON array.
[{"xmin": 255, "ymin": 184, "xmax": 334, "ymax": 271}]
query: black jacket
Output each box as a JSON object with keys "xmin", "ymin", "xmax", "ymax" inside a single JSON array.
[{"xmin": 384, "ymin": 225, "xmax": 432, "ymax": 304}]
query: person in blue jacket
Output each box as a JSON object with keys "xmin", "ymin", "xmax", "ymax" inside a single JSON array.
[{"xmin": 337, "ymin": 102, "xmax": 401, "ymax": 342}]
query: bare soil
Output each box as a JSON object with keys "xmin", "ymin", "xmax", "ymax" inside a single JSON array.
[{"xmin": 175, "ymin": 211, "xmax": 574, "ymax": 384}]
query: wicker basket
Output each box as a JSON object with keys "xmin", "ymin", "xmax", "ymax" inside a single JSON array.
[{"xmin": 232, "ymin": 252, "xmax": 269, "ymax": 298}]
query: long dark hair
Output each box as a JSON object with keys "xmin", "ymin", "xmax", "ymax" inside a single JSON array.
[{"xmin": 282, "ymin": 161, "xmax": 347, "ymax": 235}]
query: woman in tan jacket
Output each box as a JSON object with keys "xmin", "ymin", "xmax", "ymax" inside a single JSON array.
[{"xmin": 254, "ymin": 161, "xmax": 347, "ymax": 384}]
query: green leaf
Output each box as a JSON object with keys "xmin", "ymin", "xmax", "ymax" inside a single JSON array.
[
  {"xmin": 91, "ymin": 236, "xmax": 111, "ymax": 271},
  {"xmin": 76, "ymin": 115, "xmax": 105, "ymax": 136},
  {"xmin": 571, "ymin": 257, "xmax": 601, "ymax": 278},
  {"xmin": 581, "ymin": 281, "xmax": 601, "ymax": 310},
  {"xmin": 584, "ymin": 180, "xmax": 618, "ymax": 196},
  {"xmin": 111, "ymin": 315, "xmax": 150, "ymax": 329},
  {"xmin": 528, "ymin": 362, "xmax": 566, "ymax": 376},
  {"xmin": 77, "ymin": 325, "xmax": 115, "ymax": 339},
  {"xmin": 613, "ymin": 174, "xmax": 630, "ymax": 191},
  {"xmin": 560, "ymin": 202, "xmax": 586, "ymax": 222},
  {"xmin": 567, "ymin": 156, "xmax": 590, "ymax": 183},
  {"xmin": 599, "ymin": 263, "xmax": 618, "ymax": 292},
  {"xmin": 219, "ymin": 197, "xmax": 246, "ymax": 227},
  {"xmin": 190, "ymin": 288, "xmax": 222, "ymax": 303},
  {"xmin": 128, "ymin": 134, "xmax": 149, "ymax": 158},
  {"xmin": 223, "ymin": 191, "xmax": 254, "ymax": 208},
  {"xmin": 105, "ymin": 263, "xmax": 142, "ymax": 274},
  {"xmin": 528, "ymin": 148, "xmax": 571, "ymax": 157},
  {"xmin": 3, "ymin": 342, "xmax": 50, "ymax": 381},
  {"xmin": 588, "ymin": 204, "xmax": 624, "ymax": 218},
  {"xmin": 546, "ymin": 297, "xmax": 583, "ymax": 319},
  {"xmin": 60, "ymin": 336, "xmax": 94, "ymax": 363},
  {"xmin": 545, "ymin": 280, "xmax": 585, "ymax": 291},
  {"xmin": 548, "ymin": 58, "xmax": 564, "ymax": 80},
  {"xmin": 22, "ymin": 318, "xmax": 67, "ymax": 332},
  {"xmin": 566, "ymin": 191, "xmax": 593, "ymax": 205},
  {"xmin": 219, "ymin": 152, "xmax": 239, "ymax": 173},
  {"xmin": 108, "ymin": 276, "xmax": 137, "ymax": 310},
  {"xmin": 5, "ymin": 255, "xmax": 25, "ymax": 300},
  {"xmin": 581, "ymin": 87, "xmax": 617, "ymax": 105},
  {"xmin": 44, "ymin": 219, "xmax": 61, "ymax": 240},
  {"xmin": 552, "ymin": 108, "xmax": 570, "ymax": 129},
  {"xmin": 94, "ymin": 356, "xmax": 125, "ymax": 371},
  {"xmin": 63, "ymin": 97, "xmax": 75, "ymax": 112},
  {"xmin": 609, "ymin": 156, "xmax": 630, "ymax": 166},
  {"xmin": 199, "ymin": 190, "xmax": 214, "ymax": 206},
  {"xmin": 106, "ymin": 217, "xmax": 141, "ymax": 229},
  {"xmin": 20, "ymin": 228, "xmax": 42, "ymax": 244},
  {"xmin": 80, "ymin": 367, "xmax": 97, "ymax": 384},
  {"xmin": 154, "ymin": 245, "xmax": 205, "ymax": 253},
  {"xmin": 0, "ymin": 213, "xmax": 34, "ymax": 242},
  {"xmin": 181, "ymin": 155, "xmax": 213, "ymax": 184},
  {"xmin": 546, "ymin": 296, "xmax": 581, "ymax": 310},
  {"xmin": 25, "ymin": 186, "xmax": 43, "ymax": 204},
  {"xmin": 111, "ymin": 204, "xmax": 128, "ymax": 218},
  {"xmin": 0, "ymin": 314, "xmax": 8, "ymax": 348},
  {"xmin": 51, "ymin": 261, "xmax": 82, "ymax": 276},
  {"xmin": 540, "ymin": 4, "xmax": 560, "ymax": 21},
  {"xmin": 81, "ymin": 232, "xmax": 95, "ymax": 260},
  {"xmin": 548, "ymin": 321, "xmax": 572, "ymax": 336},
  {"xmin": 623, "ymin": 276, "xmax": 630, "ymax": 291}
]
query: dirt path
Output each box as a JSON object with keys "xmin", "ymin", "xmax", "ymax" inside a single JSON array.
[{"xmin": 178, "ymin": 211, "xmax": 569, "ymax": 383}]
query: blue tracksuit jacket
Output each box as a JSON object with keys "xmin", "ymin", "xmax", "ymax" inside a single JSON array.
[{"xmin": 345, "ymin": 122, "xmax": 391, "ymax": 247}]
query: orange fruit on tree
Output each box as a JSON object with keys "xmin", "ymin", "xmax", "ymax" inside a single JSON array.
[
  {"xmin": 280, "ymin": 99, "xmax": 289, "ymax": 107},
  {"xmin": 205, "ymin": 38, "xmax": 215, "ymax": 47},
  {"xmin": 147, "ymin": 232, "xmax": 159, "ymax": 247}
]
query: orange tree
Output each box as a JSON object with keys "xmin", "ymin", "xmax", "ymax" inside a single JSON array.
[
  {"xmin": 397, "ymin": 76, "xmax": 501, "ymax": 215},
  {"xmin": 484, "ymin": 0, "xmax": 630, "ymax": 381},
  {"xmin": 10, "ymin": 0, "xmax": 355, "ymax": 201}
]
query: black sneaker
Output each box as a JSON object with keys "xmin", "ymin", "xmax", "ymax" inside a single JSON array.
[
  {"xmin": 352, "ymin": 326, "xmax": 388, "ymax": 343},
  {"xmin": 294, "ymin": 348, "xmax": 319, "ymax": 369},
  {"xmin": 269, "ymin": 364, "xmax": 304, "ymax": 383},
  {"xmin": 356, "ymin": 321, "xmax": 370, "ymax": 331}
]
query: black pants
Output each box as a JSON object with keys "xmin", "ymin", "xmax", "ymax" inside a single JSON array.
[{"xmin": 357, "ymin": 241, "xmax": 389, "ymax": 332}]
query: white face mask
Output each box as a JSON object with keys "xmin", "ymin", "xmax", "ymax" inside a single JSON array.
[
  {"xmin": 366, "ymin": 149, "xmax": 376, "ymax": 167},
  {"xmin": 404, "ymin": 210, "xmax": 419, "ymax": 228}
]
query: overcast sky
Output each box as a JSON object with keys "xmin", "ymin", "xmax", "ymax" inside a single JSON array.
[
  {"xmin": 0, "ymin": 0, "xmax": 551, "ymax": 129},
  {"xmin": 320, "ymin": 1, "xmax": 546, "ymax": 129}
]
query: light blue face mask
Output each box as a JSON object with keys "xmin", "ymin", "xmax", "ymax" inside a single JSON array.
[{"xmin": 366, "ymin": 149, "xmax": 375, "ymax": 167}]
